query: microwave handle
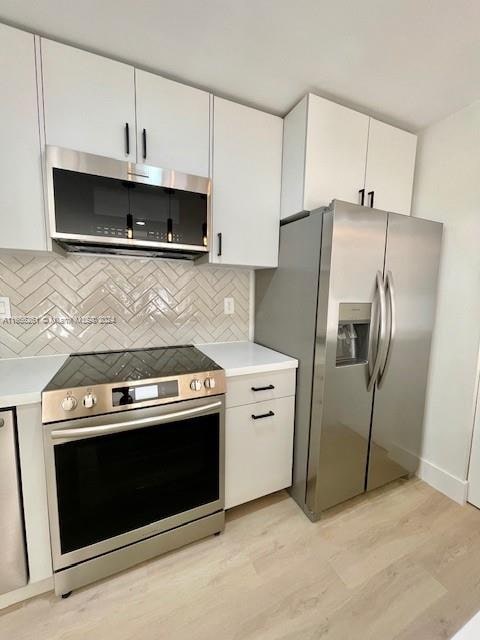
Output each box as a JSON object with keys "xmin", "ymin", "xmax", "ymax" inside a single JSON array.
[{"xmin": 50, "ymin": 401, "xmax": 222, "ymax": 442}]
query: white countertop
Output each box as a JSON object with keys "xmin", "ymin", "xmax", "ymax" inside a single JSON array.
[
  {"xmin": 0, "ymin": 354, "xmax": 69, "ymax": 408},
  {"xmin": 0, "ymin": 343, "xmax": 296, "ymax": 407},
  {"xmin": 197, "ymin": 342, "xmax": 297, "ymax": 377}
]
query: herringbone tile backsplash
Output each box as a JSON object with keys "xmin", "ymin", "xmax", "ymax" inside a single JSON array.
[{"xmin": 0, "ymin": 253, "xmax": 251, "ymax": 359}]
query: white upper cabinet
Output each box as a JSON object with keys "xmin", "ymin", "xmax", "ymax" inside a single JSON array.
[
  {"xmin": 281, "ymin": 94, "xmax": 369, "ymax": 219},
  {"xmin": 211, "ymin": 97, "xmax": 282, "ymax": 268},
  {"xmin": 41, "ymin": 39, "xmax": 136, "ymax": 160},
  {"xmin": 281, "ymin": 93, "xmax": 417, "ymax": 218},
  {"xmin": 364, "ymin": 118, "xmax": 417, "ymax": 215},
  {"xmin": 304, "ymin": 95, "xmax": 370, "ymax": 212},
  {"xmin": 135, "ymin": 70, "xmax": 210, "ymax": 176},
  {"xmin": 0, "ymin": 24, "xmax": 47, "ymax": 251}
]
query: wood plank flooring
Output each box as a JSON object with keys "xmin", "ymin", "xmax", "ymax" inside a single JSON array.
[{"xmin": 1, "ymin": 478, "xmax": 480, "ymax": 640}]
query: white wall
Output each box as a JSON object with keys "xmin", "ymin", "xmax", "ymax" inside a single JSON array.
[{"xmin": 412, "ymin": 100, "xmax": 480, "ymax": 503}]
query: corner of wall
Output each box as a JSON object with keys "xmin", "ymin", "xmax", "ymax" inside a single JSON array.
[{"xmin": 417, "ymin": 457, "xmax": 469, "ymax": 505}]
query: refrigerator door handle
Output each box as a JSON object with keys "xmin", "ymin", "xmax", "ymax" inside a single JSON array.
[
  {"xmin": 367, "ymin": 271, "xmax": 387, "ymax": 392},
  {"xmin": 378, "ymin": 271, "xmax": 396, "ymax": 388}
]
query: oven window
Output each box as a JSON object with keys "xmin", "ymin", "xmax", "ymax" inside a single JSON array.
[{"xmin": 54, "ymin": 412, "xmax": 220, "ymax": 554}]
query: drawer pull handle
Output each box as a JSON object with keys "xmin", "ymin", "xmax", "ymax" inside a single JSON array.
[
  {"xmin": 251, "ymin": 385, "xmax": 275, "ymax": 392},
  {"xmin": 251, "ymin": 411, "xmax": 275, "ymax": 420}
]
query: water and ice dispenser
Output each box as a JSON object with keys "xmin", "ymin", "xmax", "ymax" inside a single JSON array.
[{"xmin": 336, "ymin": 303, "xmax": 371, "ymax": 366}]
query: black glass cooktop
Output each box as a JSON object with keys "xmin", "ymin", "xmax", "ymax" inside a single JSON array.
[{"xmin": 44, "ymin": 346, "xmax": 222, "ymax": 391}]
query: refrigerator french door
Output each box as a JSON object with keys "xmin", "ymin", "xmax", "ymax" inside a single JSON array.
[{"xmin": 255, "ymin": 200, "xmax": 442, "ymax": 520}]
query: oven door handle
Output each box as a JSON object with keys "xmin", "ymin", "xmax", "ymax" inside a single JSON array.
[{"xmin": 50, "ymin": 401, "xmax": 223, "ymax": 441}]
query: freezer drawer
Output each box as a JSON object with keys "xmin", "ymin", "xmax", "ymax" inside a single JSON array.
[{"xmin": 0, "ymin": 409, "xmax": 28, "ymax": 594}]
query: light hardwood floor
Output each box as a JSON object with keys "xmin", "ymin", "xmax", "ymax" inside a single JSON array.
[{"xmin": 2, "ymin": 478, "xmax": 480, "ymax": 640}]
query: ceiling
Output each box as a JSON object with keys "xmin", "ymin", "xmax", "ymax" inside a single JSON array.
[{"xmin": 1, "ymin": 0, "xmax": 479, "ymax": 131}]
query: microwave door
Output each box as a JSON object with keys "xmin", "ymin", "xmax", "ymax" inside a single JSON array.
[
  {"xmin": 52, "ymin": 168, "xmax": 129, "ymax": 241},
  {"xmin": 130, "ymin": 185, "xmax": 208, "ymax": 250}
]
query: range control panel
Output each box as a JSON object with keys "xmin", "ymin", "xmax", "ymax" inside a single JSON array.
[{"xmin": 42, "ymin": 371, "xmax": 226, "ymax": 424}]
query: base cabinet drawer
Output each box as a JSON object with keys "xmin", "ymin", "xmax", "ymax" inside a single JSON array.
[
  {"xmin": 225, "ymin": 396, "xmax": 295, "ymax": 509},
  {"xmin": 226, "ymin": 369, "xmax": 296, "ymax": 408}
]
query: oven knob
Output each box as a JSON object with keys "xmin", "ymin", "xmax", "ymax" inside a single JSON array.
[
  {"xmin": 83, "ymin": 392, "xmax": 97, "ymax": 409},
  {"xmin": 61, "ymin": 395, "xmax": 77, "ymax": 412},
  {"xmin": 190, "ymin": 379, "xmax": 202, "ymax": 392},
  {"xmin": 204, "ymin": 377, "xmax": 216, "ymax": 389}
]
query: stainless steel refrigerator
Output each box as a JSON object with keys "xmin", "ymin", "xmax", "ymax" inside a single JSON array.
[{"xmin": 255, "ymin": 200, "xmax": 443, "ymax": 520}]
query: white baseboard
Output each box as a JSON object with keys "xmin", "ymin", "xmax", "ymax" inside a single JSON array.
[
  {"xmin": 416, "ymin": 457, "xmax": 469, "ymax": 505},
  {"xmin": 389, "ymin": 443, "xmax": 468, "ymax": 505},
  {"xmin": 0, "ymin": 577, "xmax": 53, "ymax": 611}
]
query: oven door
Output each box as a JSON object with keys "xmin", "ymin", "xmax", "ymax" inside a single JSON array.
[{"xmin": 43, "ymin": 396, "xmax": 224, "ymax": 571}]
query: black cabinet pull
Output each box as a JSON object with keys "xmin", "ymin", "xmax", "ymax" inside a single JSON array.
[
  {"xmin": 125, "ymin": 123, "xmax": 130, "ymax": 155},
  {"xmin": 368, "ymin": 191, "xmax": 375, "ymax": 208},
  {"xmin": 251, "ymin": 410, "xmax": 275, "ymax": 420},
  {"xmin": 251, "ymin": 384, "xmax": 275, "ymax": 392},
  {"xmin": 142, "ymin": 128, "xmax": 147, "ymax": 160},
  {"xmin": 167, "ymin": 218, "xmax": 173, "ymax": 242},
  {"xmin": 217, "ymin": 232, "xmax": 222, "ymax": 257},
  {"xmin": 359, "ymin": 188, "xmax": 365, "ymax": 206}
]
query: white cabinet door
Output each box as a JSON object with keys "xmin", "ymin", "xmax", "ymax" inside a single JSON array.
[
  {"xmin": 303, "ymin": 94, "xmax": 370, "ymax": 212},
  {"xmin": 365, "ymin": 118, "xmax": 417, "ymax": 215},
  {"xmin": 16, "ymin": 404, "xmax": 52, "ymax": 583},
  {"xmin": 41, "ymin": 39, "xmax": 135, "ymax": 160},
  {"xmin": 226, "ymin": 369, "xmax": 296, "ymax": 408},
  {"xmin": 225, "ymin": 396, "xmax": 295, "ymax": 509},
  {"xmin": 280, "ymin": 96, "xmax": 308, "ymax": 220},
  {"xmin": 212, "ymin": 97, "xmax": 282, "ymax": 267},
  {"xmin": 135, "ymin": 70, "xmax": 210, "ymax": 177},
  {"xmin": 0, "ymin": 25, "xmax": 46, "ymax": 251}
]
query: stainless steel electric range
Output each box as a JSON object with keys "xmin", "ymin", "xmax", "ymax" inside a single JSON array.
[{"xmin": 41, "ymin": 345, "xmax": 226, "ymax": 597}]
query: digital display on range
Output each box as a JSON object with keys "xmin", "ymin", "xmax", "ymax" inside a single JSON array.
[
  {"xmin": 112, "ymin": 380, "xmax": 179, "ymax": 406},
  {"xmin": 134, "ymin": 384, "xmax": 158, "ymax": 401}
]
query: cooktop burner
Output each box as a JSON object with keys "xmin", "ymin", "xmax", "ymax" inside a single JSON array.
[{"xmin": 45, "ymin": 345, "xmax": 222, "ymax": 391}]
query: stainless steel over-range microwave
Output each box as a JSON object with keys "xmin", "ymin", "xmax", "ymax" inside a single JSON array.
[{"xmin": 45, "ymin": 146, "xmax": 211, "ymax": 259}]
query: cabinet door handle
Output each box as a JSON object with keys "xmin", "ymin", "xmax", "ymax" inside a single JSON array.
[
  {"xmin": 217, "ymin": 232, "xmax": 222, "ymax": 257},
  {"xmin": 368, "ymin": 191, "xmax": 375, "ymax": 208},
  {"xmin": 359, "ymin": 189, "xmax": 365, "ymax": 206},
  {"xmin": 142, "ymin": 128, "xmax": 147, "ymax": 160},
  {"xmin": 251, "ymin": 385, "xmax": 275, "ymax": 392},
  {"xmin": 125, "ymin": 123, "xmax": 130, "ymax": 155},
  {"xmin": 251, "ymin": 411, "xmax": 275, "ymax": 420}
]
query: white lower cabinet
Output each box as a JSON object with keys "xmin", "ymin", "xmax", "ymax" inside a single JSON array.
[
  {"xmin": 225, "ymin": 370, "xmax": 296, "ymax": 509},
  {"xmin": 15, "ymin": 403, "xmax": 52, "ymax": 584}
]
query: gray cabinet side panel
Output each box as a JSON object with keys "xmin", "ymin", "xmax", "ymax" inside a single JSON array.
[{"xmin": 255, "ymin": 213, "xmax": 323, "ymax": 506}]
